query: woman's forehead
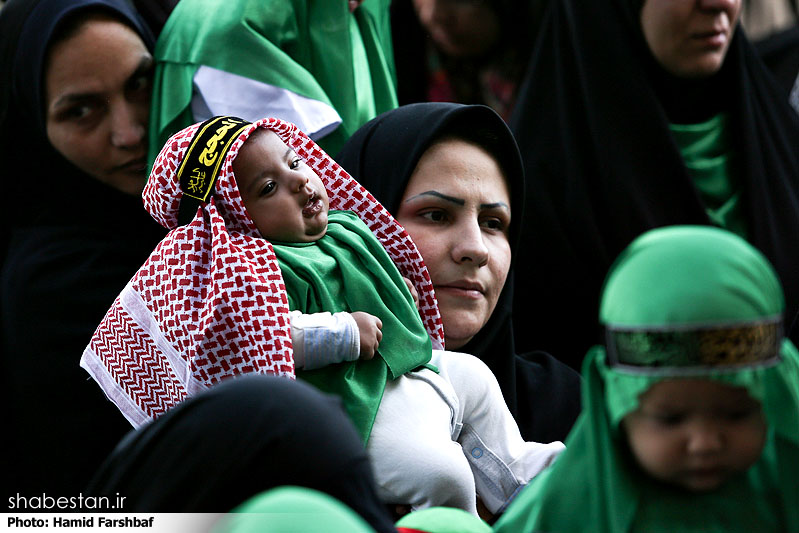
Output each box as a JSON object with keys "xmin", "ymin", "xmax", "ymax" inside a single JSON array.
[{"xmin": 406, "ymin": 138, "xmax": 510, "ymax": 201}]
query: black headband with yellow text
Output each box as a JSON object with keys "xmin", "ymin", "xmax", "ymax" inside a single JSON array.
[
  {"xmin": 177, "ymin": 116, "xmax": 251, "ymax": 225},
  {"xmin": 605, "ymin": 316, "xmax": 783, "ymax": 374}
]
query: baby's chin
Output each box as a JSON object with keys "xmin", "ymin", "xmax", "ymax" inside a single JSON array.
[
  {"xmin": 305, "ymin": 215, "xmax": 328, "ymax": 241},
  {"xmin": 666, "ymin": 469, "xmax": 736, "ymax": 493}
]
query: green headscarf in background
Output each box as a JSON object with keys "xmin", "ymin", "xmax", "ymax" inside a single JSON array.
[
  {"xmin": 213, "ymin": 486, "xmax": 377, "ymax": 533},
  {"xmin": 494, "ymin": 226, "xmax": 799, "ymax": 533},
  {"xmin": 214, "ymin": 487, "xmax": 494, "ymax": 533},
  {"xmin": 149, "ymin": 0, "xmax": 397, "ymax": 164}
]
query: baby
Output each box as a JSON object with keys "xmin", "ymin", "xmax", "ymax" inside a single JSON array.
[
  {"xmin": 493, "ymin": 226, "xmax": 799, "ymax": 532},
  {"xmin": 230, "ymin": 124, "xmax": 562, "ymax": 516},
  {"xmin": 82, "ymin": 117, "xmax": 563, "ymax": 518}
]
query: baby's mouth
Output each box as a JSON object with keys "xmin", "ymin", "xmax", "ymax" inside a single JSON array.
[{"xmin": 302, "ymin": 192, "xmax": 322, "ymax": 217}]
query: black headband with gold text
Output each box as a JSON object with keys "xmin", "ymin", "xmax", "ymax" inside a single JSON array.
[
  {"xmin": 177, "ymin": 116, "xmax": 251, "ymax": 225},
  {"xmin": 605, "ymin": 316, "xmax": 783, "ymax": 374}
]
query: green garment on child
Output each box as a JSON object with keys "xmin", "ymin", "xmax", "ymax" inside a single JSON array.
[
  {"xmin": 273, "ymin": 210, "xmax": 431, "ymax": 443},
  {"xmin": 494, "ymin": 226, "xmax": 799, "ymax": 533}
]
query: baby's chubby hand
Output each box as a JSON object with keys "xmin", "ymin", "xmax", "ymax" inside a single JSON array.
[
  {"xmin": 403, "ymin": 277, "xmax": 420, "ymax": 310},
  {"xmin": 351, "ymin": 311, "xmax": 382, "ymax": 359}
]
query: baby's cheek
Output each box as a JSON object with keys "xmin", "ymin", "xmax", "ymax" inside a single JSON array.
[{"xmin": 736, "ymin": 422, "xmax": 768, "ymax": 470}]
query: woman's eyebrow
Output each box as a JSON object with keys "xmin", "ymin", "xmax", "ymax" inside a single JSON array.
[
  {"xmin": 52, "ymin": 55, "xmax": 153, "ymax": 111},
  {"xmin": 481, "ymin": 201, "xmax": 509, "ymax": 210},
  {"xmin": 404, "ymin": 190, "xmax": 509, "ymax": 210},
  {"xmin": 127, "ymin": 54, "xmax": 154, "ymax": 82},
  {"xmin": 404, "ymin": 191, "xmax": 465, "ymax": 205},
  {"xmin": 51, "ymin": 92, "xmax": 96, "ymax": 111}
]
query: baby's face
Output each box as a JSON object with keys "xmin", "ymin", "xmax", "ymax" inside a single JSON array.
[
  {"xmin": 622, "ymin": 378, "xmax": 766, "ymax": 492},
  {"xmin": 233, "ymin": 128, "xmax": 329, "ymax": 242}
]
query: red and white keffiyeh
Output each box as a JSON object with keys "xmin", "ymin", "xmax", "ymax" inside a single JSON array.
[{"xmin": 81, "ymin": 117, "xmax": 444, "ymax": 428}]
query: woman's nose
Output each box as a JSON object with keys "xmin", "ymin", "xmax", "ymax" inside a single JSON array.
[
  {"xmin": 698, "ymin": 0, "xmax": 739, "ymax": 13},
  {"xmin": 452, "ymin": 220, "xmax": 489, "ymax": 266},
  {"xmin": 110, "ymin": 101, "xmax": 146, "ymax": 149}
]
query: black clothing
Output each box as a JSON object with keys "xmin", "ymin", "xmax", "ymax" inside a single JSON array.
[
  {"xmin": 509, "ymin": 0, "xmax": 799, "ymax": 369},
  {"xmin": 0, "ymin": 0, "xmax": 164, "ymax": 497},
  {"xmin": 389, "ymin": 0, "xmax": 546, "ymax": 119},
  {"xmin": 755, "ymin": 25, "xmax": 799, "ymax": 100},
  {"xmin": 87, "ymin": 375, "xmax": 398, "ymax": 533},
  {"xmin": 336, "ymin": 102, "xmax": 582, "ymax": 443}
]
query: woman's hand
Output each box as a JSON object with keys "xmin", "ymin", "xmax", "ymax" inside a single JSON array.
[{"xmin": 351, "ymin": 311, "xmax": 383, "ymax": 359}]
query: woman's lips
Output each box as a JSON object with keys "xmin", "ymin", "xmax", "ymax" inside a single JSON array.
[
  {"xmin": 692, "ymin": 28, "xmax": 728, "ymax": 47},
  {"xmin": 436, "ymin": 282, "xmax": 485, "ymax": 300},
  {"xmin": 114, "ymin": 156, "xmax": 147, "ymax": 174}
]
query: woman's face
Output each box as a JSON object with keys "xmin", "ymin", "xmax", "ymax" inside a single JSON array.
[
  {"xmin": 45, "ymin": 14, "xmax": 153, "ymax": 195},
  {"xmin": 412, "ymin": 0, "xmax": 500, "ymax": 58},
  {"xmin": 640, "ymin": 0, "xmax": 742, "ymax": 78},
  {"xmin": 396, "ymin": 138, "xmax": 512, "ymax": 350}
]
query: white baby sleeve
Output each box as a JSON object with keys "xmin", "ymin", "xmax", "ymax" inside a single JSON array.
[{"xmin": 290, "ymin": 310, "xmax": 360, "ymax": 370}]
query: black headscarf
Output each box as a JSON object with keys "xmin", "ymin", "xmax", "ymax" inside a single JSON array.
[
  {"xmin": 509, "ymin": 0, "xmax": 799, "ymax": 369},
  {"xmin": 390, "ymin": 0, "xmax": 547, "ymax": 118},
  {"xmin": 0, "ymin": 0, "xmax": 165, "ymax": 495},
  {"xmin": 336, "ymin": 103, "xmax": 581, "ymax": 442}
]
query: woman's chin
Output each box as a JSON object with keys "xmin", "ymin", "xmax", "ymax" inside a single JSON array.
[{"xmin": 441, "ymin": 314, "xmax": 486, "ymax": 351}]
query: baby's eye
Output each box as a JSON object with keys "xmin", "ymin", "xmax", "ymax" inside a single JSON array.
[
  {"xmin": 260, "ymin": 181, "xmax": 276, "ymax": 196},
  {"xmin": 722, "ymin": 407, "xmax": 760, "ymax": 422},
  {"xmin": 290, "ymin": 158, "xmax": 302, "ymax": 169},
  {"xmin": 652, "ymin": 413, "xmax": 685, "ymax": 426}
]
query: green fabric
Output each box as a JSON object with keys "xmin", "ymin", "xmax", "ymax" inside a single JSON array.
[
  {"xmin": 493, "ymin": 226, "xmax": 799, "ymax": 533},
  {"xmin": 148, "ymin": 0, "xmax": 397, "ymax": 164},
  {"xmin": 670, "ymin": 114, "xmax": 747, "ymax": 238},
  {"xmin": 396, "ymin": 506, "xmax": 492, "ymax": 533},
  {"xmin": 599, "ymin": 225, "xmax": 783, "ymax": 328},
  {"xmin": 273, "ymin": 211, "xmax": 431, "ymax": 443},
  {"xmin": 214, "ymin": 486, "xmax": 376, "ymax": 533}
]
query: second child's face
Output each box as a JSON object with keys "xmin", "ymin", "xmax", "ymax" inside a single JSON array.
[
  {"xmin": 622, "ymin": 379, "xmax": 766, "ymax": 492},
  {"xmin": 233, "ymin": 129, "xmax": 329, "ymax": 242}
]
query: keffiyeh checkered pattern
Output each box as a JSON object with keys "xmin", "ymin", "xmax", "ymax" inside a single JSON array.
[{"xmin": 81, "ymin": 117, "xmax": 444, "ymax": 428}]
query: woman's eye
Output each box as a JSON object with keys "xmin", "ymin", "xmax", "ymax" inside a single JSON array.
[
  {"xmin": 260, "ymin": 181, "xmax": 276, "ymax": 196},
  {"xmin": 420, "ymin": 210, "xmax": 448, "ymax": 223},
  {"xmin": 131, "ymin": 74, "xmax": 151, "ymax": 93},
  {"xmin": 58, "ymin": 103, "xmax": 95, "ymax": 123},
  {"xmin": 480, "ymin": 218, "xmax": 506, "ymax": 231}
]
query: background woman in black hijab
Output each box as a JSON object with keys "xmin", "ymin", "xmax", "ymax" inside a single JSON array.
[
  {"xmin": 336, "ymin": 103, "xmax": 581, "ymax": 443},
  {"xmin": 509, "ymin": 0, "xmax": 799, "ymax": 369},
  {"xmin": 390, "ymin": 0, "xmax": 546, "ymax": 120},
  {"xmin": 0, "ymin": 0, "xmax": 165, "ymax": 495}
]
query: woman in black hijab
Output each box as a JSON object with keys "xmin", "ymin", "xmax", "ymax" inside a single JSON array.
[
  {"xmin": 336, "ymin": 102, "xmax": 581, "ymax": 443},
  {"xmin": 509, "ymin": 0, "xmax": 799, "ymax": 369},
  {"xmin": 0, "ymin": 0, "xmax": 165, "ymax": 495}
]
